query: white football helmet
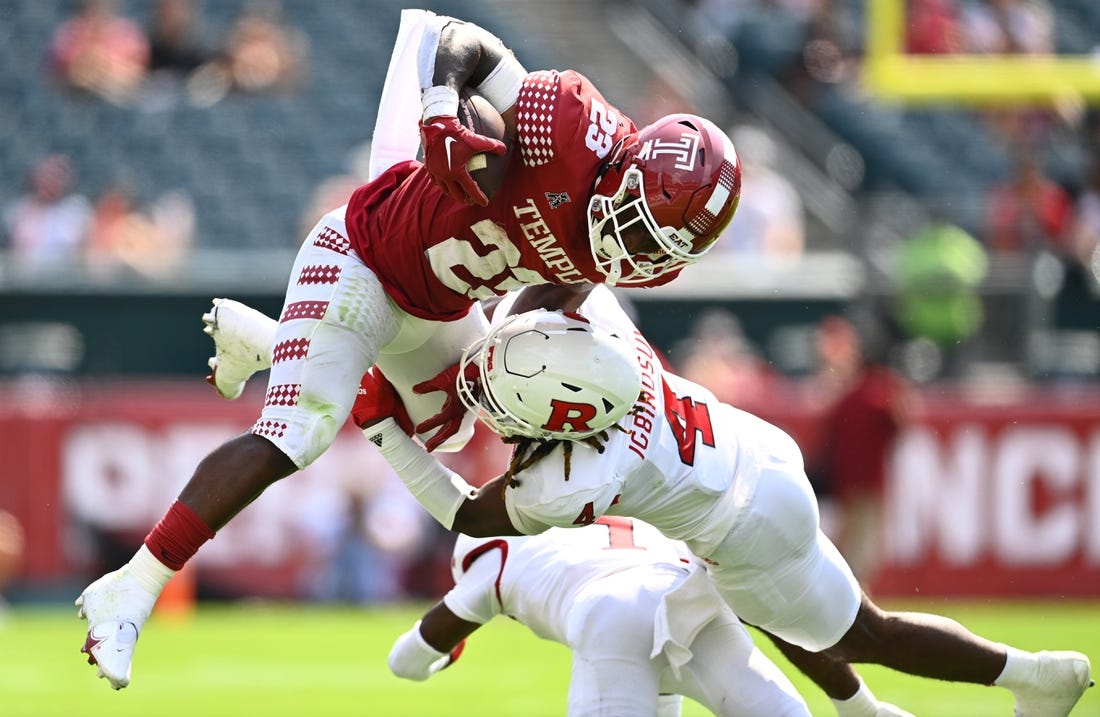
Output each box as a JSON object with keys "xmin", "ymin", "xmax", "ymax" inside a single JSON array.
[
  {"xmin": 588, "ymin": 113, "xmax": 741, "ymax": 286},
  {"xmin": 456, "ymin": 310, "xmax": 643, "ymax": 441}
]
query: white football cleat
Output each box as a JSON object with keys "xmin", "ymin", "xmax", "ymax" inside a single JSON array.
[
  {"xmin": 76, "ymin": 568, "xmax": 159, "ymax": 690},
  {"xmin": 1012, "ymin": 650, "xmax": 1093, "ymax": 717},
  {"xmin": 874, "ymin": 703, "xmax": 915, "ymax": 717},
  {"xmin": 202, "ymin": 298, "xmax": 277, "ymax": 400}
]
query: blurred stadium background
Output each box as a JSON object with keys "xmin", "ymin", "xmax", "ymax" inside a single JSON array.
[{"xmin": 0, "ymin": 0, "xmax": 1098, "ymax": 713}]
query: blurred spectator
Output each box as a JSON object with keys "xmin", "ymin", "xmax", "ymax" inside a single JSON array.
[
  {"xmin": 891, "ymin": 219, "xmax": 987, "ymax": 374},
  {"xmin": 906, "ymin": 0, "xmax": 965, "ymax": 54},
  {"xmin": 982, "ymin": 149, "xmax": 1073, "ymax": 369},
  {"xmin": 671, "ymin": 308, "xmax": 779, "ymax": 415},
  {"xmin": 147, "ymin": 0, "xmax": 211, "ymax": 76},
  {"xmin": 815, "ymin": 314, "xmax": 915, "ymax": 591},
  {"xmin": 48, "ymin": 0, "xmax": 150, "ymax": 106},
  {"xmin": 796, "ymin": 0, "xmax": 862, "ymax": 86},
  {"xmin": 714, "ymin": 124, "xmax": 805, "ymax": 260},
  {"xmin": 1067, "ymin": 155, "xmax": 1100, "ymax": 277},
  {"xmin": 959, "ymin": 0, "xmax": 1061, "ymax": 144},
  {"xmin": 298, "ymin": 141, "xmax": 373, "ymax": 239},
  {"xmin": 141, "ymin": 0, "xmax": 216, "ymax": 109},
  {"xmin": 213, "ymin": 0, "xmax": 309, "ymax": 95},
  {"xmin": 299, "ymin": 490, "xmax": 402, "ymax": 604},
  {"xmin": 0, "ymin": 510, "xmax": 25, "ymax": 616},
  {"xmin": 813, "ymin": 312, "xmax": 864, "ymax": 396},
  {"xmin": 2, "ymin": 155, "xmax": 93, "ymax": 276},
  {"xmin": 986, "ymin": 149, "xmax": 1073, "ymax": 256},
  {"xmin": 1052, "ymin": 152, "xmax": 1100, "ymax": 332},
  {"xmin": 85, "ymin": 182, "xmax": 195, "ymax": 280},
  {"xmin": 959, "ymin": 0, "xmax": 1054, "ymax": 55}
]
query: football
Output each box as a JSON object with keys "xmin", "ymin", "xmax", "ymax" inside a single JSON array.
[{"xmin": 458, "ymin": 89, "xmax": 511, "ymax": 201}]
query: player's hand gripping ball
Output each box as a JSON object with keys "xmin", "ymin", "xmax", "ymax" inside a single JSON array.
[
  {"xmin": 419, "ymin": 90, "xmax": 511, "ymax": 206},
  {"xmin": 456, "ymin": 90, "xmax": 511, "ymax": 203}
]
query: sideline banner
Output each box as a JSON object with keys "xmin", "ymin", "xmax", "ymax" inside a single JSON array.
[
  {"xmin": 876, "ymin": 390, "xmax": 1100, "ymax": 597},
  {"xmin": 1, "ymin": 380, "xmax": 1097, "ymax": 598}
]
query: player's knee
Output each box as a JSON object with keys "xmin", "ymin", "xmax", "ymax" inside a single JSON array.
[
  {"xmin": 260, "ymin": 405, "xmax": 348, "ymax": 470},
  {"xmin": 297, "ymin": 413, "xmax": 345, "ymax": 467}
]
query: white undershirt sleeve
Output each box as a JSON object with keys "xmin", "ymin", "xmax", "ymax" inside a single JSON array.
[
  {"xmin": 388, "ymin": 621, "xmax": 452, "ymax": 681},
  {"xmin": 365, "ymin": 418, "xmax": 475, "ymax": 530}
]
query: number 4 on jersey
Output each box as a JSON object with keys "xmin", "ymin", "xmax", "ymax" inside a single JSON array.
[
  {"xmin": 663, "ymin": 381, "xmax": 715, "ymax": 465},
  {"xmin": 572, "ymin": 494, "xmax": 621, "ymax": 527}
]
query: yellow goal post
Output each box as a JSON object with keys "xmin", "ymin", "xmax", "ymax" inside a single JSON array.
[{"xmin": 863, "ymin": 0, "xmax": 1100, "ymax": 105}]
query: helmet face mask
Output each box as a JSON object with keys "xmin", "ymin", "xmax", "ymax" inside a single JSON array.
[
  {"xmin": 456, "ymin": 311, "xmax": 643, "ymax": 441},
  {"xmin": 588, "ymin": 166, "xmax": 695, "ymax": 285},
  {"xmin": 588, "ymin": 114, "xmax": 741, "ymax": 286}
]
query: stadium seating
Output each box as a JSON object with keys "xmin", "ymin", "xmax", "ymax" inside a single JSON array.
[{"xmin": 0, "ymin": 0, "xmax": 524, "ymax": 251}]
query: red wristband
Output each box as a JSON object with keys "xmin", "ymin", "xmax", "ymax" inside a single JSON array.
[{"xmin": 144, "ymin": 500, "xmax": 216, "ymax": 570}]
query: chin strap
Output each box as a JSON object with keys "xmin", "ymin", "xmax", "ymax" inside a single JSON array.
[{"xmin": 592, "ymin": 137, "xmax": 629, "ymax": 193}]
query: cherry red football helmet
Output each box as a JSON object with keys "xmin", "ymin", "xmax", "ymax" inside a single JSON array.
[{"xmin": 587, "ymin": 114, "xmax": 741, "ymax": 286}]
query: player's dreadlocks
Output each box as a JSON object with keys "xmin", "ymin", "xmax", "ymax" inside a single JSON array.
[
  {"xmin": 490, "ymin": 386, "xmax": 649, "ymax": 494},
  {"xmin": 500, "ymin": 424, "xmax": 628, "ymax": 488}
]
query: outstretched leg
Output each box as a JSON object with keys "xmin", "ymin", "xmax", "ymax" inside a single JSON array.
[
  {"xmin": 77, "ymin": 207, "xmax": 395, "ymax": 690},
  {"xmin": 762, "ymin": 630, "xmax": 912, "ymax": 717},
  {"xmin": 77, "ymin": 433, "xmax": 296, "ymax": 688},
  {"xmin": 828, "ymin": 596, "xmax": 1093, "ymax": 717}
]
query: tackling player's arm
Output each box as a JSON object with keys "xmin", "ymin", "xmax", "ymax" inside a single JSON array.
[
  {"xmin": 452, "ymin": 475, "xmax": 523, "ymax": 537},
  {"xmin": 505, "ymin": 283, "xmax": 596, "ymax": 316},
  {"xmin": 353, "ymin": 373, "xmax": 530, "ymax": 537},
  {"xmin": 356, "ymin": 407, "xmax": 521, "ymax": 536},
  {"xmin": 389, "ymin": 602, "xmax": 476, "ymax": 681}
]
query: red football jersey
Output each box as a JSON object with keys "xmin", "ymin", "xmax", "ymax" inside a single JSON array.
[{"xmin": 346, "ymin": 70, "xmax": 641, "ymax": 321}]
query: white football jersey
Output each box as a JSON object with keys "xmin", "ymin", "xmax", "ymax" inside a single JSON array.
[
  {"xmin": 480, "ymin": 287, "xmax": 856, "ymax": 652},
  {"xmin": 497, "ymin": 287, "xmax": 764, "ymax": 559},
  {"xmin": 443, "ymin": 519, "xmax": 693, "ymax": 643}
]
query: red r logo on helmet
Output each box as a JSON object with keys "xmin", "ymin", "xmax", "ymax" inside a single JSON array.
[{"xmin": 542, "ymin": 399, "xmax": 599, "ymax": 433}]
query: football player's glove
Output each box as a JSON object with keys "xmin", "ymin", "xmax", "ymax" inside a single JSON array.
[
  {"xmin": 419, "ymin": 115, "xmax": 506, "ymax": 207},
  {"xmin": 352, "ymin": 367, "xmax": 414, "ymax": 435},
  {"xmin": 443, "ymin": 639, "xmax": 466, "ymax": 669},
  {"xmin": 412, "ymin": 361, "xmax": 480, "ymax": 452}
]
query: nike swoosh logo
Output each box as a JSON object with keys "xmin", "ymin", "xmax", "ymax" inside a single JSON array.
[{"xmin": 444, "ymin": 136, "xmax": 457, "ymax": 171}]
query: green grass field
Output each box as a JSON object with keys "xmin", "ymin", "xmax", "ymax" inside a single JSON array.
[{"xmin": 1, "ymin": 599, "xmax": 1097, "ymax": 717}]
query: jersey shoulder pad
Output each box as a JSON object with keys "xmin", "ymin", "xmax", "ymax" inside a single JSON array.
[{"xmin": 503, "ymin": 445, "xmax": 625, "ymax": 533}]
